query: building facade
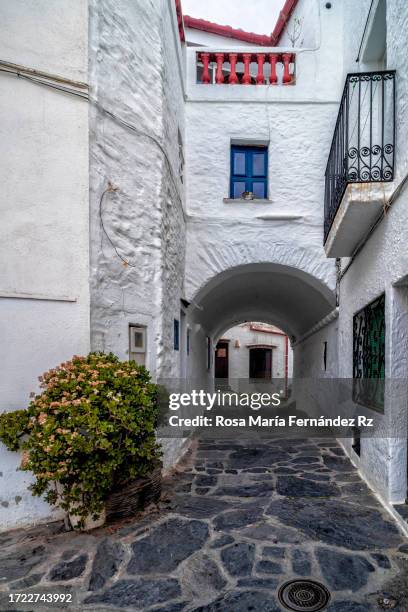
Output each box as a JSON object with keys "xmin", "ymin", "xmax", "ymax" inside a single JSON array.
[{"xmin": 0, "ymin": 0, "xmax": 407, "ymax": 530}]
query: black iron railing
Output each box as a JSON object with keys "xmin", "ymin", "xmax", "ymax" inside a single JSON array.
[{"xmin": 324, "ymin": 71, "xmax": 396, "ymax": 242}]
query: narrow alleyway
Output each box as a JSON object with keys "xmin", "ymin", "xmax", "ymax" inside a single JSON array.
[{"xmin": 1, "ymin": 439, "xmax": 408, "ymax": 612}]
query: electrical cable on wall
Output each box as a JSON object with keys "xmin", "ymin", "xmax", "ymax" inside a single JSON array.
[
  {"xmin": 99, "ymin": 182, "xmax": 138, "ymax": 268},
  {"xmin": 0, "ymin": 61, "xmax": 186, "ymax": 269}
]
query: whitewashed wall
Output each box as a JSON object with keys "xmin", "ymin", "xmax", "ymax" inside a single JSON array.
[
  {"xmin": 0, "ymin": 0, "xmax": 89, "ymax": 529},
  {"xmin": 183, "ymin": 0, "xmax": 343, "ymax": 384},
  {"xmin": 88, "ymin": 0, "xmax": 187, "ymax": 470},
  {"xmin": 334, "ymin": 0, "xmax": 408, "ymax": 503}
]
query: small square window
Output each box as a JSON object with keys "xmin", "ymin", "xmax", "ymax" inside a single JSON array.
[
  {"xmin": 129, "ymin": 326, "xmax": 146, "ymax": 353},
  {"xmin": 230, "ymin": 145, "xmax": 268, "ymax": 199}
]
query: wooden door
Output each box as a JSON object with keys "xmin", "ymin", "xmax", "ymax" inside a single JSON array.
[
  {"xmin": 215, "ymin": 341, "xmax": 229, "ymax": 379},
  {"xmin": 249, "ymin": 348, "xmax": 272, "ymax": 379}
]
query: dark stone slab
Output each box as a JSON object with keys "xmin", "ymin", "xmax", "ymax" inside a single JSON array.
[
  {"xmin": 207, "ymin": 462, "xmax": 224, "ymax": 469},
  {"xmin": 274, "ymin": 467, "xmax": 298, "ymax": 474},
  {"xmin": 241, "ymin": 467, "xmax": 271, "ymax": 473},
  {"xmin": 241, "ymin": 521, "xmax": 303, "ymax": 544},
  {"xmin": 0, "ymin": 545, "xmax": 46, "ymax": 582},
  {"xmin": 323, "ymin": 456, "xmax": 354, "ymax": 472},
  {"xmin": 398, "ymin": 544, "xmax": 408, "ymax": 554},
  {"xmin": 154, "ymin": 604, "xmax": 187, "ymax": 612},
  {"xmin": 276, "ymin": 476, "xmax": 340, "ymax": 498},
  {"xmin": 176, "ymin": 483, "xmax": 192, "ymax": 493},
  {"xmin": 84, "ymin": 578, "xmax": 181, "ymax": 608},
  {"xmin": 292, "ymin": 549, "xmax": 311, "ymax": 575},
  {"xmin": 291, "ymin": 457, "xmax": 322, "ymax": 465},
  {"xmin": 196, "ymin": 488, "xmax": 210, "ymax": 494},
  {"xmin": 174, "ymin": 496, "xmax": 230, "ymax": 518},
  {"xmin": 336, "ymin": 473, "xmax": 361, "ymax": 483},
  {"xmin": 61, "ymin": 550, "xmax": 77, "ymax": 561},
  {"xmin": 88, "ymin": 538, "xmax": 124, "ymax": 591},
  {"xmin": 227, "ymin": 448, "xmax": 290, "ymax": 469},
  {"xmin": 255, "ymin": 560, "xmax": 282, "ymax": 574},
  {"xmin": 210, "ymin": 534, "xmax": 234, "ymax": 548},
  {"xmin": 221, "ymin": 542, "xmax": 255, "ymax": 576},
  {"xmin": 300, "ymin": 473, "xmax": 331, "ymax": 481},
  {"xmin": 195, "ymin": 475, "xmax": 217, "ymax": 487},
  {"xmin": 128, "ymin": 518, "xmax": 208, "ymax": 573},
  {"xmin": 266, "ymin": 498, "xmax": 402, "ymax": 550},
  {"xmin": 11, "ymin": 573, "xmax": 43, "ymax": 589},
  {"xmin": 328, "ymin": 602, "xmax": 372, "ymax": 611},
  {"xmin": 181, "ymin": 553, "xmax": 227, "ymax": 594},
  {"xmin": 370, "ymin": 553, "xmax": 391, "ymax": 569},
  {"xmin": 331, "ymin": 448, "xmax": 346, "ymax": 456},
  {"xmin": 394, "ymin": 504, "xmax": 408, "ymax": 520},
  {"xmin": 341, "ymin": 482, "xmax": 372, "ymax": 496},
  {"xmin": 262, "ymin": 546, "xmax": 285, "ymax": 558},
  {"xmin": 49, "ymin": 554, "xmax": 88, "ymax": 582},
  {"xmin": 191, "ymin": 590, "xmax": 281, "ymax": 611},
  {"xmin": 212, "ymin": 482, "xmax": 274, "ymax": 498},
  {"xmin": 213, "ymin": 505, "xmax": 264, "ymax": 531},
  {"xmin": 317, "ymin": 547, "xmax": 375, "ymax": 591},
  {"xmin": 237, "ymin": 577, "xmax": 279, "ymax": 589}
]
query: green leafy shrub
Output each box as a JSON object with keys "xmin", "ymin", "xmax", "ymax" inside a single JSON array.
[
  {"xmin": 0, "ymin": 409, "xmax": 31, "ymax": 451},
  {"xmin": 0, "ymin": 352, "xmax": 161, "ymax": 527}
]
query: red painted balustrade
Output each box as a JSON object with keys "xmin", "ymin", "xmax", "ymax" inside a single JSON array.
[{"xmin": 198, "ymin": 52, "xmax": 295, "ymax": 85}]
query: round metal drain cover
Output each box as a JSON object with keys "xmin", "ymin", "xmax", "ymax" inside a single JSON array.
[{"xmin": 278, "ymin": 580, "xmax": 331, "ymax": 611}]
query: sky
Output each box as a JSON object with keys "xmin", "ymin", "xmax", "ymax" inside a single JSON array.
[{"xmin": 181, "ymin": 0, "xmax": 286, "ymax": 36}]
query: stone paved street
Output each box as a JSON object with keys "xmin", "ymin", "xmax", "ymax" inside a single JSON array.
[{"xmin": 1, "ymin": 438, "xmax": 408, "ymax": 611}]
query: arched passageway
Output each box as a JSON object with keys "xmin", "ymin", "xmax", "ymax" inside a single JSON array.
[{"xmin": 186, "ymin": 262, "xmax": 336, "ymax": 381}]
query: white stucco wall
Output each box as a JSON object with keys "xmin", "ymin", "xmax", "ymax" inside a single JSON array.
[
  {"xmin": 279, "ymin": 0, "xmax": 320, "ymax": 49},
  {"xmin": 88, "ymin": 0, "xmax": 187, "ymax": 470},
  {"xmin": 183, "ymin": 4, "xmax": 341, "ymax": 380},
  {"xmin": 334, "ymin": 0, "xmax": 408, "ymax": 503},
  {"xmin": 0, "ymin": 1, "xmax": 89, "ymax": 530},
  {"xmin": 186, "ymin": 28, "xmax": 261, "ymax": 48}
]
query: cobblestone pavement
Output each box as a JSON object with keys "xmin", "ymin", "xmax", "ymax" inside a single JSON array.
[{"xmin": 1, "ymin": 438, "xmax": 408, "ymax": 611}]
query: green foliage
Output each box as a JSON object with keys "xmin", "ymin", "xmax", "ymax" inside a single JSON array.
[
  {"xmin": 0, "ymin": 409, "xmax": 31, "ymax": 451},
  {"xmin": 0, "ymin": 353, "xmax": 161, "ymax": 527}
]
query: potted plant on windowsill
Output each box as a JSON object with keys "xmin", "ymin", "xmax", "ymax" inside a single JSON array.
[{"xmin": 0, "ymin": 353, "xmax": 162, "ymax": 530}]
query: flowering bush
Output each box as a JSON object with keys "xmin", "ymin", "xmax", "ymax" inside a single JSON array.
[{"xmin": 0, "ymin": 353, "xmax": 161, "ymax": 527}]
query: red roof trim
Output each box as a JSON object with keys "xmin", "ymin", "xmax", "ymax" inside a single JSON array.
[
  {"xmin": 271, "ymin": 0, "xmax": 299, "ymax": 45},
  {"xmin": 183, "ymin": 0, "xmax": 299, "ymax": 47},
  {"xmin": 183, "ymin": 15, "xmax": 273, "ymax": 46}
]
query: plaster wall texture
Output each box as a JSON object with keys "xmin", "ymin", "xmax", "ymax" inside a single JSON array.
[
  {"xmin": 294, "ymin": 318, "xmax": 339, "ymax": 379},
  {"xmin": 221, "ymin": 324, "xmax": 293, "ymax": 381},
  {"xmin": 279, "ymin": 0, "xmax": 320, "ymax": 49},
  {"xmin": 184, "ymin": 92, "xmax": 339, "ymax": 350},
  {"xmin": 334, "ymin": 0, "xmax": 408, "ymax": 502},
  {"xmin": 88, "ymin": 0, "xmax": 187, "ymax": 470},
  {"xmin": 185, "ymin": 29, "xmax": 260, "ymax": 48},
  {"xmin": 0, "ymin": 0, "xmax": 89, "ymax": 529}
]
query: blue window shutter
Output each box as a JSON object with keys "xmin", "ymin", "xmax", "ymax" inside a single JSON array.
[{"xmin": 230, "ymin": 145, "xmax": 268, "ymax": 198}]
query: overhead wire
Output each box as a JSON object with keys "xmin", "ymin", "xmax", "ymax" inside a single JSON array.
[{"xmin": 0, "ymin": 62, "xmax": 185, "ymax": 267}]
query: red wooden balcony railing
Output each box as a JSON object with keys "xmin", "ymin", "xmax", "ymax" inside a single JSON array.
[{"xmin": 197, "ymin": 52, "xmax": 295, "ymax": 85}]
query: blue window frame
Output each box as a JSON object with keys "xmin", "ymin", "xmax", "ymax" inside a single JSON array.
[
  {"xmin": 174, "ymin": 319, "xmax": 179, "ymax": 351},
  {"xmin": 230, "ymin": 145, "xmax": 268, "ymax": 199}
]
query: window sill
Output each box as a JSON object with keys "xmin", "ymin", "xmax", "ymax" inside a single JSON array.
[{"xmin": 223, "ymin": 198, "xmax": 273, "ymax": 204}]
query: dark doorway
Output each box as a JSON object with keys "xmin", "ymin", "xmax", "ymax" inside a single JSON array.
[
  {"xmin": 215, "ymin": 341, "xmax": 229, "ymax": 379},
  {"xmin": 249, "ymin": 348, "xmax": 272, "ymax": 379}
]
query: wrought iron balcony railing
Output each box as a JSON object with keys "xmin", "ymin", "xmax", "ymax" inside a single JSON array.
[{"xmin": 324, "ymin": 70, "xmax": 396, "ymax": 242}]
